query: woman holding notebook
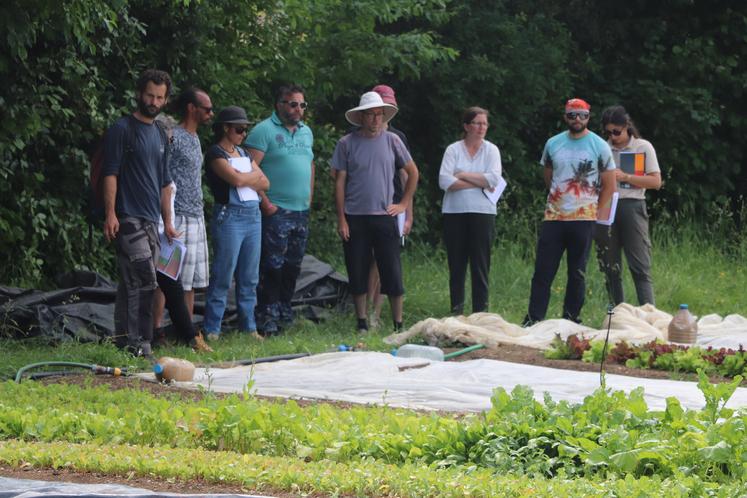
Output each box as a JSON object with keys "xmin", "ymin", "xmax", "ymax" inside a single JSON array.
[
  {"xmin": 438, "ymin": 107, "xmax": 503, "ymax": 315},
  {"xmin": 595, "ymin": 105, "xmax": 662, "ymax": 306},
  {"xmin": 202, "ymin": 106, "xmax": 269, "ymax": 340}
]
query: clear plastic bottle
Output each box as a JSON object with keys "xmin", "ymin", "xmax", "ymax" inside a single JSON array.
[
  {"xmin": 394, "ymin": 344, "xmax": 444, "ymax": 361},
  {"xmin": 668, "ymin": 304, "xmax": 698, "ymax": 344},
  {"xmin": 153, "ymin": 356, "xmax": 196, "ymax": 382}
]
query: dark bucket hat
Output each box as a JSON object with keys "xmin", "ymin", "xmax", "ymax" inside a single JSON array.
[{"xmin": 215, "ymin": 105, "xmax": 250, "ymax": 125}]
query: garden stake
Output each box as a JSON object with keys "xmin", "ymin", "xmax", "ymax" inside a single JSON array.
[{"xmin": 600, "ymin": 304, "xmax": 614, "ymax": 388}]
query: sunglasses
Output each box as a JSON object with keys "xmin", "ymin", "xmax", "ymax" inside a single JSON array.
[
  {"xmin": 566, "ymin": 112, "xmax": 590, "ymax": 120},
  {"xmin": 603, "ymin": 128, "xmax": 624, "ymax": 137},
  {"xmin": 196, "ymin": 104, "xmax": 213, "ymax": 113},
  {"xmin": 280, "ymin": 100, "xmax": 308, "ymax": 109},
  {"xmin": 232, "ymin": 126, "xmax": 248, "ymax": 134}
]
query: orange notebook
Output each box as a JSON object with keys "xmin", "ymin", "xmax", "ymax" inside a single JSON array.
[
  {"xmin": 619, "ymin": 152, "xmax": 645, "ymax": 188},
  {"xmin": 620, "ymin": 152, "xmax": 645, "ymax": 175}
]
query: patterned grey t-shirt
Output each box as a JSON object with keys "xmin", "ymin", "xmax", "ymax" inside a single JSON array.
[{"xmin": 168, "ymin": 126, "xmax": 204, "ymax": 217}]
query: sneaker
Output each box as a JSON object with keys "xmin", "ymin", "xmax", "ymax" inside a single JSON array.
[
  {"xmin": 257, "ymin": 318, "xmax": 279, "ymax": 336},
  {"xmin": 134, "ymin": 343, "xmax": 155, "ymax": 364},
  {"xmin": 206, "ymin": 332, "xmax": 220, "ymax": 342},
  {"xmin": 357, "ymin": 318, "xmax": 369, "ymax": 333},
  {"xmin": 190, "ymin": 333, "xmax": 214, "ymax": 353}
]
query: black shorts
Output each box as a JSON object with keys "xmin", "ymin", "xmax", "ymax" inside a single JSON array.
[{"xmin": 343, "ymin": 214, "xmax": 404, "ymax": 296}]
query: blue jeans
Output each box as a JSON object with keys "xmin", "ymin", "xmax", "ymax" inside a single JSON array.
[
  {"xmin": 204, "ymin": 203, "xmax": 262, "ymax": 333},
  {"xmin": 256, "ymin": 208, "xmax": 309, "ymax": 329}
]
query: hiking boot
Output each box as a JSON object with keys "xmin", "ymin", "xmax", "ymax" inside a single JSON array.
[
  {"xmin": 190, "ymin": 333, "xmax": 214, "ymax": 353},
  {"xmin": 246, "ymin": 331, "xmax": 265, "ymax": 341},
  {"xmin": 257, "ymin": 317, "xmax": 279, "ymax": 337},
  {"xmin": 279, "ymin": 302, "xmax": 295, "ymax": 326}
]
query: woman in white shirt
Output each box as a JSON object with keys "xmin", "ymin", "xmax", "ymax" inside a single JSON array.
[{"xmin": 438, "ymin": 107, "xmax": 502, "ymax": 314}]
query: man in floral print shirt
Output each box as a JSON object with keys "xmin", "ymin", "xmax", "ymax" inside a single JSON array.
[{"xmin": 524, "ymin": 98, "xmax": 616, "ymax": 326}]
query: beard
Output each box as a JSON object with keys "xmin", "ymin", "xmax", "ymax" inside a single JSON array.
[
  {"xmin": 568, "ymin": 121, "xmax": 588, "ymax": 133},
  {"xmin": 137, "ymin": 98, "xmax": 163, "ymax": 119}
]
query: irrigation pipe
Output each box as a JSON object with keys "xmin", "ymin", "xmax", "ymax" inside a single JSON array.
[{"xmin": 15, "ymin": 362, "xmax": 126, "ymax": 383}]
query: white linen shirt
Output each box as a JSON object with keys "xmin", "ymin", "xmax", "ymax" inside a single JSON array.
[{"xmin": 439, "ymin": 139, "xmax": 502, "ymax": 214}]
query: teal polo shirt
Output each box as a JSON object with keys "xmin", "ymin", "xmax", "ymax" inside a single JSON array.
[{"xmin": 245, "ymin": 112, "xmax": 314, "ymax": 211}]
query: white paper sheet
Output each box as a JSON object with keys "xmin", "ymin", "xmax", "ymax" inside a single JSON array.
[
  {"xmin": 229, "ymin": 156, "xmax": 259, "ymax": 202},
  {"xmin": 482, "ymin": 176, "xmax": 507, "ymax": 204},
  {"xmin": 596, "ymin": 191, "xmax": 619, "ymax": 226}
]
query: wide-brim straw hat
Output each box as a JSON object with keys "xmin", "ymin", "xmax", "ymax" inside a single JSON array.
[{"xmin": 345, "ymin": 91, "xmax": 398, "ymax": 127}]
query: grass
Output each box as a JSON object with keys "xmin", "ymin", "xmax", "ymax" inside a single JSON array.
[
  {"xmin": 3, "ymin": 221, "xmax": 747, "ymax": 495},
  {"xmin": 2, "ymin": 221, "xmax": 746, "ymax": 380}
]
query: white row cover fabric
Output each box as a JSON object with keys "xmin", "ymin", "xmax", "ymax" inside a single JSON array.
[
  {"xmin": 384, "ymin": 303, "xmax": 747, "ymax": 351},
  {"xmin": 140, "ymin": 352, "xmax": 747, "ymax": 413},
  {"xmin": 0, "ymin": 476, "xmax": 271, "ymax": 498}
]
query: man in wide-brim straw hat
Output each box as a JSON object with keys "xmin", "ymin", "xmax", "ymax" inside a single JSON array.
[{"xmin": 331, "ymin": 91, "xmax": 419, "ymax": 333}]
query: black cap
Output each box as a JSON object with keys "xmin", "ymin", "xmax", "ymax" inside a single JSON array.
[{"xmin": 215, "ymin": 105, "xmax": 249, "ymax": 125}]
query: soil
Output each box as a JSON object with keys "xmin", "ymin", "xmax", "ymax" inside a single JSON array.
[{"xmin": 0, "ymin": 343, "xmax": 716, "ymax": 494}]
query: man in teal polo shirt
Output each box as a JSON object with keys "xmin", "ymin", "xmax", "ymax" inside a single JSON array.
[{"xmin": 245, "ymin": 84, "xmax": 315, "ymax": 335}]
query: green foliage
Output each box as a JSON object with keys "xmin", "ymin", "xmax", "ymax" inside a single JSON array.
[
  {"xmin": 4, "ymin": 1, "xmax": 746, "ymax": 287},
  {"xmin": 582, "ymin": 340, "xmax": 607, "ymax": 364},
  {"xmin": 2, "ymin": 378, "xmax": 747, "ymax": 484},
  {"xmin": 4, "ymin": 439, "xmax": 744, "ymax": 497},
  {"xmin": 0, "ymin": 0, "xmax": 455, "ymax": 287}
]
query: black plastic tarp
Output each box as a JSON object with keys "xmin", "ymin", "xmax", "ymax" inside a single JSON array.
[{"xmin": 0, "ymin": 255, "xmax": 348, "ymax": 343}]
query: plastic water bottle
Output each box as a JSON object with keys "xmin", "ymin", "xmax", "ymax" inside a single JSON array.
[
  {"xmin": 394, "ymin": 344, "xmax": 444, "ymax": 361},
  {"xmin": 153, "ymin": 357, "xmax": 195, "ymax": 382},
  {"xmin": 668, "ymin": 304, "xmax": 698, "ymax": 344}
]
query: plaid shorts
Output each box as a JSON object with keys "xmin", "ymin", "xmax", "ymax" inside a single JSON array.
[{"xmin": 161, "ymin": 214, "xmax": 209, "ymax": 290}]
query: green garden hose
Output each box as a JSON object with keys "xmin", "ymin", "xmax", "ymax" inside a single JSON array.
[
  {"xmin": 443, "ymin": 344, "xmax": 486, "ymax": 360},
  {"xmin": 14, "ymin": 361, "xmax": 126, "ymax": 383}
]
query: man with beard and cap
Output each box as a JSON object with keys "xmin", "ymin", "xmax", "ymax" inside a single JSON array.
[
  {"xmin": 102, "ymin": 69, "xmax": 178, "ymax": 358},
  {"xmin": 523, "ymin": 98, "xmax": 616, "ymax": 326},
  {"xmin": 245, "ymin": 84, "xmax": 314, "ymax": 336},
  {"xmin": 331, "ymin": 91, "xmax": 419, "ymax": 333}
]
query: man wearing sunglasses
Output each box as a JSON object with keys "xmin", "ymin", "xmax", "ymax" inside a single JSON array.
[
  {"xmin": 152, "ymin": 87, "xmax": 214, "ymax": 352},
  {"xmin": 245, "ymin": 84, "xmax": 315, "ymax": 336},
  {"xmin": 524, "ymin": 98, "xmax": 616, "ymax": 326}
]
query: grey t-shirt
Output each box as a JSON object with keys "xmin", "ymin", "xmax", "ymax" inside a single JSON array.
[
  {"xmin": 168, "ymin": 126, "xmax": 204, "ymax": 217},
  {"xmin": 102, "ymin": 115, "xmax": 171, "ymax": 223},
  {"xmin": 331, "ymin": 131, "xmax": 412, "ymax": 215}
]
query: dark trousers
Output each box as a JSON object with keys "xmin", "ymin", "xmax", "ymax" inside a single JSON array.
[
  {"xmin": 156, "ymin": 272, "xmax": 196, "ymax": 342},
  {"xmin": 443, "ymin": 213, "xmax": 495, "ymax": 313},
  {"xmin": 113, "ymin": 217, "xmax": 158, "ymax": 352},
  {"xmin": 527, "ymin": 220, "xmax": 594, "ymax": 323},
  {"xmin": 594, "ymin": 199, "xmax": 654, "ymax": 306},
  {"xmin": 343, "ymin": 214, "xmax": 404, "ymax": 296},
  {"xmin": 256, "ymin": 208, "xmax": 309, "ymax": 326}
]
